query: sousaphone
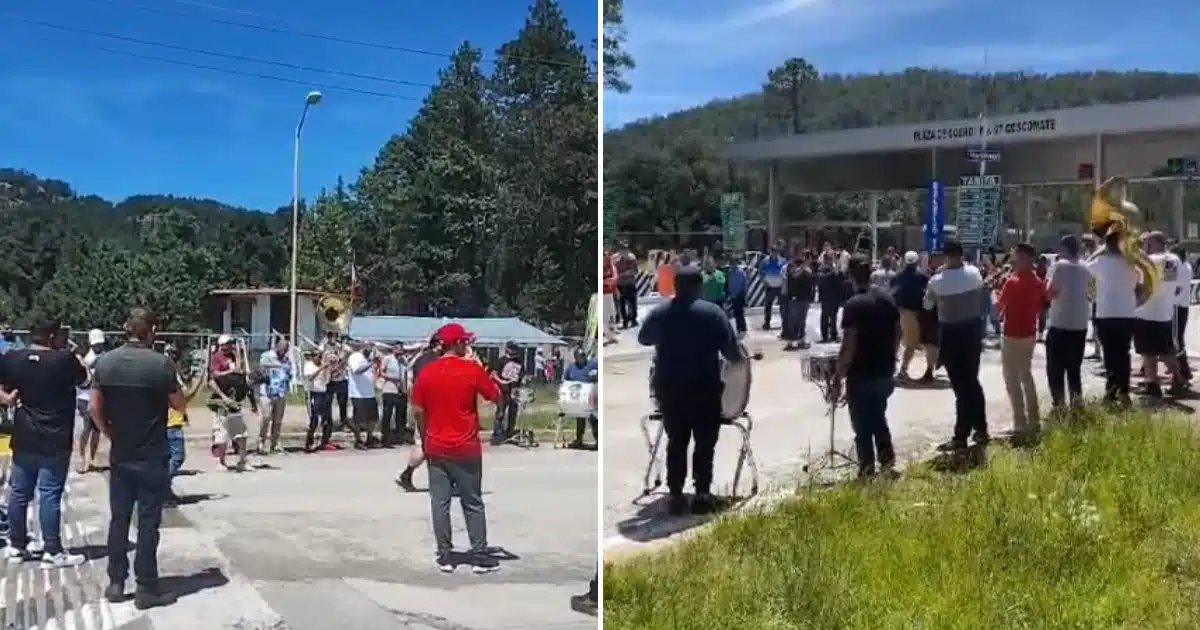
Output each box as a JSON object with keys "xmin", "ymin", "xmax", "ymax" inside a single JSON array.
[{"xmin": 318, "ymin": 295, "xmax": 351, "ymax": 334}]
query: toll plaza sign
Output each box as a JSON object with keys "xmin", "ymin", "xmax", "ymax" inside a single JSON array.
[{"xmin": 912, "ymin": 116, "xmax": 1058, "ymax": 144}]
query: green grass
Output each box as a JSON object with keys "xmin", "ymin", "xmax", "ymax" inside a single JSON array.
[{"xmin": 604, "ymin": 406, "xmax": 1200, "ymax": 630}]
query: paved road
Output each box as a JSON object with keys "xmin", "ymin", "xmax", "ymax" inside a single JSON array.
[
  {"xmin": 602, "ymin": 311, "xmax": 1200, "ymax": 558},
  {"xmin": 3, "ymin": 443, "xmax": 597, "ymax": 629}
]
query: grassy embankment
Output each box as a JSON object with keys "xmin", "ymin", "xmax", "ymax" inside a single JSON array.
[{"xmin": 605, "ymin": 405, "xmax": 1200, "ymax": 630}]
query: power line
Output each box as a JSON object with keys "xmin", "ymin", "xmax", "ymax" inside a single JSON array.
[
  {"xmin": 73, "ymin": 42, "xmax": 422, "ymax": 101},
  {"xmin": 87, "ymin": 0, "xmax": 588, "ymax": 70},
  {"xmin": 13, "ymin": 17, "xmax": 436, "ymax": 90}
]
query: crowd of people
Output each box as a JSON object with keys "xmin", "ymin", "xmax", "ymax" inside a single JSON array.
[{"xmin": 635, "ymin": 229, "xmax": 1197, "ymax": 504}]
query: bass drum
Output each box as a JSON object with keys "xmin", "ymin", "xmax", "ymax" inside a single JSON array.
[
  {"xmin": 720, "ymin": 343, "xmax": 752, "ymax": 419},
  {"xmin": 558, "ymin": 381, "xmax": 597, "ymax": 419}
]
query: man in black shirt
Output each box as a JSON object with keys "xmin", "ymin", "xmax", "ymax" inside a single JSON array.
[
  {"xmin": 817, "ymin": 254, "xmax": 848, "ymax": 343},
  {"xmin": 397, "ymin": 336, "xmax": 440, "ymax": 491},
  {"xmin": 639, "ymin": 266, "xmax": 744, "ymax": 515},
  {"xmin": 0, "ymin": 319, "xmax": 87, "ymax": 568},
  {"xmin": 489, "ymin": 342, "xmax": 524, "ymax": 446},
  {"xmin": 833, "ymin": 256, "xmax": 900, "ymax": 479},
  {"xmin": 90, "ymin": 308, "xmax": 185, "ymax": 609}
]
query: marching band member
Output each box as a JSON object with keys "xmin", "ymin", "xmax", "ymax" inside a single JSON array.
[
  {"xmin": 563, "ymin": 349, "xmax": 598, "ymax": 449},
  {"xmin": 1044, "ymin": 235, "xmax": 1092, "ymax": 409},
  {"xmin": 1133, "ymin": 231, "xmax": 1184, "ymax": 400},
  {"xmin": 378, "ymin": 344, "xmax": 409, "ymax": 447},
  {"xmin": 1089, "ymin": 230, "xmax": 1140, "ymax": 405},
  {"xmin": 396, "ymin": 336, "xmax": 440, "ymax": 492},
  {"xmin": 1171, "ymin": 244, "xmax": 1193, "ymax": 382},
  {"xmin": 637, "ymin": 266, "xmax": 744, "ymax": 516},
  {"xmin": 302, "ymin": 350, "xmax": 335, "ymax": 452},
  {"xmin": 74, "ymin": 328, "xmax": 106, "ymax": 473},
  {"xmin": 831, "ymin": 255, "xmax": 900, "ymax": 479},
  {"xmin": 256, "ymin": 339, "xmax": 292, "ymax": 455},
  {"xmin": 489, "ymin": 342, "xmax": 524, "ymax": 446},
  {"xmin": 346, "ymin": 340, "xmax": 380, "ymax": 449},
  {"xmin": 321, "ymin": 332, "xmax": 350, "ymax": 432}
]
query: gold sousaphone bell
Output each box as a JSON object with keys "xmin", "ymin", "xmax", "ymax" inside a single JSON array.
[
  {"xmin": 318, "ymin": 295, "xmax": 351, "ymax": 334},
  {"xmin": 1088, "ymin": 176, "xmax": 1160, "ymax": 307}
]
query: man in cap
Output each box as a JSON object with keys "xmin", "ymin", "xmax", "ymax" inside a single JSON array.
[
  {"xmin": 411, "ymin": 323, "xmax": 502, "ymax": 573},
  {"xmin": 893, "ymin": 251, "xmax": 931, "ymax": 380},
  {"xmin": 638, "ymin": 265, "xmax": 744, "ymax": 515},
  {"xmin": 74, "ymin": 328, "xmax": 106, "ymax": 473}
]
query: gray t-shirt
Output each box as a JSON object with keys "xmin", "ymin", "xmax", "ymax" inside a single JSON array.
[{"xmin": 1047, "ymin": 258, "xmax": 1092, "ymax": 331}]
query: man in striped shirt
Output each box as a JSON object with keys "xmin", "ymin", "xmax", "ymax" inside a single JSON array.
[{"xmin": 925, "ymin": 240, "xmax": 990, "ymax": 451}]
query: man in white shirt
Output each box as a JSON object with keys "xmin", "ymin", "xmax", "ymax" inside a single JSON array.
[
  {"xmin": 1171, "ymin": 245, "xmax": 1193, "ymax": 382},
  {"xmin": 346, "ymin": 341, "xmax": 379, "ymax": 449},
  {"xmin": 1088, "ymin": 231, "xmax": 1141, "ymax": 404},
  {"xmin": 1134, "ymin": 232, "xmax": 1184, "ymax": 399},
  {"xmin": 377, "ymin": 346, "xmax": 408, "ymax": 447},
  {"xmin": 74, "ymin": 328, "xmax": 106, "ymax": 474},
  {"xmin": 302, "ymin": 351, "xmax": 334, "ymax": 452}
]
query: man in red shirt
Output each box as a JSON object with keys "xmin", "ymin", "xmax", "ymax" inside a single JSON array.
[
  {"xmin": 411, "ymin": 323, "xmax": 501, "ymax": 574},
  {"xmin": 996, "ymin": 243, "xmax": 1046, "ymax": 440}
]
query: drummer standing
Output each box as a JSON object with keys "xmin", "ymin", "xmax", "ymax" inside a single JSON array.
[
  {"xmin": 832, "ymin": 255, "xmax": 900, "ymax": 479},
  {"xmin": 638, "ymin": 266, "xmax": 744, "ymax": 516}
]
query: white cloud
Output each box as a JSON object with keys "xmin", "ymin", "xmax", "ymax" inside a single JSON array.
[{"xmin": 910, "ymin": 43, "xmax": 1121, "ymax": 71}]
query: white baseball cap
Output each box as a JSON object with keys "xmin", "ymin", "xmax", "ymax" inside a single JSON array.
[
  {"xmin": 904, "ymin": 251, "xmax": 919, "ymax": 264},
  {"xmin": 217, "ymin": 334, "xmax": 233, "ymax": 345},
  {"xmin": 87, "ymin": 329, "xmax": 105, "ymax": 346}
]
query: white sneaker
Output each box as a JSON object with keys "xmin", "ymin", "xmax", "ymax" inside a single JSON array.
[
  {"xmin": 3, "ymin": 546, "xmax": 29, "ymax": 565},
  {"xmin": 25, "ymin": 540, "xmax": 43, "ymax": 554},
  {"xmin": 40, "ymin": 551, "xmax": 85, "ymax": 569}
]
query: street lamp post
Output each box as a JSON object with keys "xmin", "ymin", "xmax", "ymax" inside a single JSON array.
[{"xmin": 289, "ymin": 90, "xmax": 322, "ymax": 362}]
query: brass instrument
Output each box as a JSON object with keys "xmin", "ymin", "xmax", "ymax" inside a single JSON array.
[
  {"xmin": 1087, "ymin": 177, "xmax": 1159, "ymax": 306},
  {"xmin": 318, "ymin": 295, "xmax": 351, "ymax": 334}
]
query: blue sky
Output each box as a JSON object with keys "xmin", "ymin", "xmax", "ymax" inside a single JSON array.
[
  {"xmin": 0, "ymin": 0, "xmax": 598, "ymax": 210},
  {"xmin": 606, "ymin": 0, "xmax": 1200, "ymax": 128}
]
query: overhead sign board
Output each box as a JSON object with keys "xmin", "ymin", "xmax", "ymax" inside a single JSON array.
[
  {"xmin": 720, "ymin": 193, "xmax": 746, "ymax": 253},
  {"xmin": 966, "ymin": 148, "xmax": 1001, "ymax": 162},
  {"xmin": 956, "ymin": 175, "xmax": 1003, "ymax": 248},
  {"xmin": 912, "ymin": 116, "xmax": 1057, "ymax": 144}
]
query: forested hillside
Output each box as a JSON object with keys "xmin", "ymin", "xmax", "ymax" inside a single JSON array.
[
  {"xmin": 604, "ymin": 65, "xmax": 1200, "ymax": 239},
  {"xmin": 2, "ymin": 0, "xmax": 596, "ymax": 334}
]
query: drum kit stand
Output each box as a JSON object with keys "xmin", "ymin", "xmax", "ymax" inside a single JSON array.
[
  {"xmin": 503, "ymin": 382, "xmax": 540, "ymax": 448},
  {"xmin": 800, "ymin": 348, "xmax": 857, "ymax": 474}
]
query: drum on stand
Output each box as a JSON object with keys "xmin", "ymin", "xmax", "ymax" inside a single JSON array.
[
  {"xmin": 800, "ymin": 347, "xmax": 856, "ymax": 474},
  {"xmin": 558, "ymin": 381, "xmax": 597, "ymax": 419}
]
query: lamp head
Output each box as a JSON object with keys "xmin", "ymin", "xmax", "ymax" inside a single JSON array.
[{"xmin": 305, "ymin": 91, "xmax": 323, "ymax": 105}]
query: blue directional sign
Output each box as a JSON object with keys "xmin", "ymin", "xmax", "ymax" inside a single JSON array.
[{"xmin": 924, "ymin": 180, "xmax": 946, "ymax": 252}]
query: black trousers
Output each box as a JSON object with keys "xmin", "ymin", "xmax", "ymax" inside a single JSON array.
[
  {"xmin": 762, "ymin": 287, "xmax": 781, "ymax": 328},
  {"xmin": 305, "ymin": 391, "xmax": 334, "ymax": 447},
  {"xmin": 381, "ymin": 392, "xmax": 408, "ymax": 444},
  {"xmin": 107, "ymin": 457, "xmax": 169, "ymax": 589},
  {"xmin": 327, "ymin": 379, "xmax": 349, "ymax": 426},
  {"xmin": 1176, "ymin": 306, "xmax": 1192, "ymax": 379},
  {"xmin": 819, "ymin": 302, "xmax": 839, "ymax": 341},
  {"xmin": 941, "ymin": 322, "xmax": 987, "ymax": 442},
  {"xmin": 659, "ymin": 388, "xmax": 722, "ymax": 495},
  {"xmin": 617, "ymin": 282, "xmax": 638, "ymax": 326},
  {"xmin": 1045, "ymin": 327, "xmax": 1087, "ymax": 407},
  {"xmin": 846, "ymin": 376, "xmax": 895, "ymax": 473},
  {"xmin": 1095, "ymin": 317, "xmax": 1135, "ymax": 401},
  {"xmin": 575, "ymin": 414, "xmax": 598, "ymax": 443},
  {"xmin": 729, "ymin": 293, "xmax": 747, "ymax": 334}
]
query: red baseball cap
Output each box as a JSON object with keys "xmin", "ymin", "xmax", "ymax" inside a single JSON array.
[{"xmin": 433, "ymin": 323, "xmax": 474, "ymax": 345}]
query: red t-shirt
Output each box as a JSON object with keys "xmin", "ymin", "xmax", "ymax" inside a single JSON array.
[
  {"xmin": 209, "ymin": 351, "xmax": 234, "ymax": 377},
  {"xmin": 998, "ymin": 270, "xmax": 1046, "ymax": 338},
  {"xmin": 411, "ymin": 355, "xmax": 501, "ymax": 459}
]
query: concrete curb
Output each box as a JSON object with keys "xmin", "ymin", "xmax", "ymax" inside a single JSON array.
[{"xmin": 179, "ymin": 429, "xmax": 572, "ymax": 448}]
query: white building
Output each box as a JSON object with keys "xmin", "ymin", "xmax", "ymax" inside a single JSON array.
[{"xmin": 207, "ymin": 288, "xmax": 329, "ymax": 351}]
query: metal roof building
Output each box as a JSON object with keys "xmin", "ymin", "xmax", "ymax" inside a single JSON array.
[{"xmin": 348, "ymin": 316, "xmax": 566, "ymax": 346}]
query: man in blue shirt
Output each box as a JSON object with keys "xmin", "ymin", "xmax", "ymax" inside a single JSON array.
[
  {"xmin": 563, "ymin": 349, "xmax": 597, "ymax": 449},
  {"xmin": 257, "ymin": 340, "xmax": 293, "ymax": 455},
  {"xmin": 758, "ymin": 246, "xmax": 787, "ymax": 330},
  {"xmin": 639, "ymin": 267, "xmax": 744, "ymax": 516},
  {"xmin": 726, "ymin": 256, "xmax": 748, "ymax": 336}
]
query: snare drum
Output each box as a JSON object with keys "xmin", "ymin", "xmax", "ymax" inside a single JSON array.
[
  {"xmin": 801, "ymin": 349, "xmax": 840, "ymax": 383},
  {"xmin": 558, "ymin": 381, "xmax": 597, "ymax": 419},
  {"xmin": 513, "ymin": 387, "xmax": 535, "ymax": 408}
]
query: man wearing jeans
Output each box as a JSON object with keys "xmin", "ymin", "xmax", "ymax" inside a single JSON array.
[
  {"xmin": 411, "ymin": 323, "xmax": 501, "ymax": 573},
  {"xmin": 90, "ymin": 308, "xmax": 184, "ymax": 609},
  {"xmin": 759, "ymin": 246, "xmax": 787, "ymax": 330},
  {"xmin": 832, "ymin": 256, "xmax": 900, "ymax": 479},
  {"xmin": 996, "ymin": 244, "xmax": 1046, "ymax": 442},
  {"xmin": 926, "ymin": 240, "xmax": 990, "ymax": 451},
  {"xmin": 0, "ymin": 319, "xmax": 87, "ymax": 569}
]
